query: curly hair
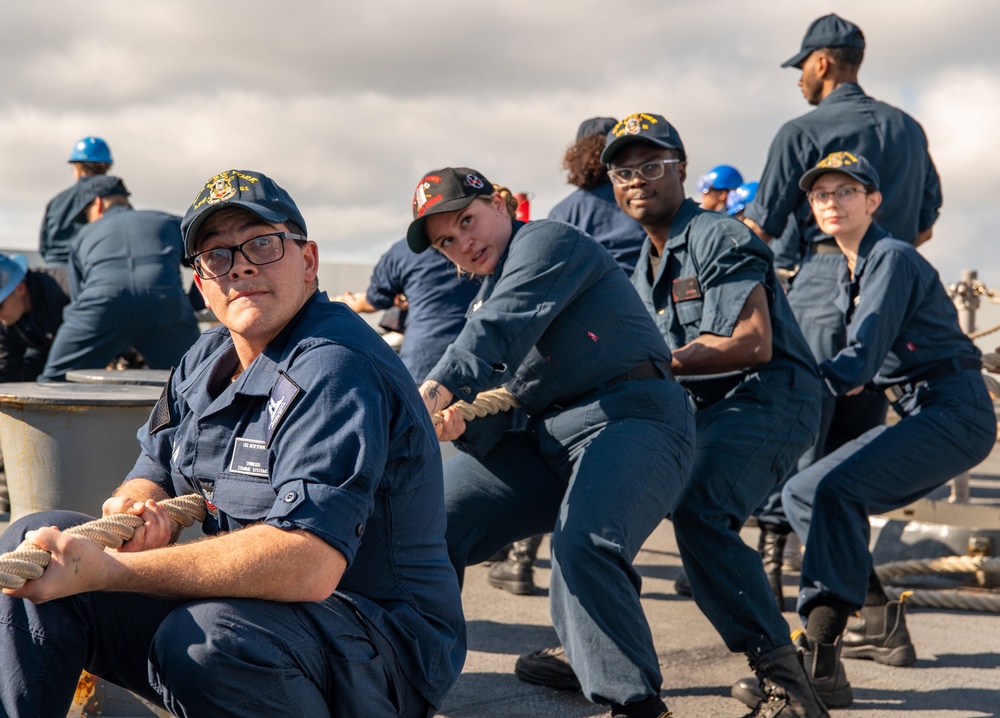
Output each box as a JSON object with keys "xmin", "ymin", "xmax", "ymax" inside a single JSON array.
[{"xmin": 563, "ymin": 134, "xmax": 610, "ymax": 191}]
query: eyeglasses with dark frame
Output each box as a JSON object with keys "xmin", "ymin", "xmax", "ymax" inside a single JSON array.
[
  {"xmin": 607, "ymin": 158, "xmax": 682, "ymax": 186},
  {"xmin": 807, "ymin": 186, "xmax": 868, "ymax": 206},
  {"xmin": 190, "ymin": 232, "xmax": 306, "ymax": 279}
]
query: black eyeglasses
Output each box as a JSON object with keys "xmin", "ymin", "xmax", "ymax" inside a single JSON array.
[
  {"xmin": 190, "ymin": 232, "xmax": 306, "ymax": 279},
  {"xmin": 607, "ymin": 159, "xmax": 681, "ymax": 185}
]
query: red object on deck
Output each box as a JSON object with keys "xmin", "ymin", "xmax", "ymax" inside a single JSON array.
[{"xmin": 515, "ymin": 192, "xmax": 531, "ymax": 221}]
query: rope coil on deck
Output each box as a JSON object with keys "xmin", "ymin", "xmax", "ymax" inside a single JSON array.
[
  {"xmin": 431, "ymin": 387, "xmax": 520, "ymax": 424},
  {"xmin": 0, "ymin": 494, "xmax": 206, "ymax": 591},
  {"xmin": 876, "ymin": 555, "xmax": 1000, "ymax": 580},
  {"xmin": 877, "ymin": 556, "xmax": 1000, "ymax": 612}
]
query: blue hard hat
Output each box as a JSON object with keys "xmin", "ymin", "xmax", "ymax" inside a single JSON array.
[
  {"xmin": 68, "ymin": 136, "xmax": 113, "ymax": 164},
  {"xmin": 0, "ymin": 253, "xmax": 29, "ymax": 304},
  {"xmin": 696, "ymin": 165, "xmax": 744, "ymax": 193},
  {"xmin": 727, "ymin": 181, "xmax": 759, "ymax": 216}
]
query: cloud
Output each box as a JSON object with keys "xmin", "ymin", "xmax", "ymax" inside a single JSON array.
[{"xmin": 0, "ymin": 0, "xmax": 996, "ymax": 294}]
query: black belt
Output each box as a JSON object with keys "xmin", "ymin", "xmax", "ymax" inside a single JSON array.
[
  {"xmin": 885, "ymin": 356, "xmax": 982, "ymax": 402},
  {"xmin": 807, "ymin": 239, "xmax": 842, "ymax": 255},
  {"xmin": 557, "ymin": 359, "xmax": 673, "ymax": 407}
]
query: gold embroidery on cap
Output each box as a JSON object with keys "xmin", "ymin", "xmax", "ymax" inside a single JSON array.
[
  {"xmin": 612, "ymin": 113, "xmax": 659, "ymax": 137},
  {"xmin": 816, "ymin": 152, "xmax": 859, "ymax": 169}
]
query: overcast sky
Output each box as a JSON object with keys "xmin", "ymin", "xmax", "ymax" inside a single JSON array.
[{"xmin": 2, "ymin": 0, "xmax": 998, "ymax": 298}]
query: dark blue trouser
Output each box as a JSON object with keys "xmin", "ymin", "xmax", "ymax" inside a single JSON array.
[
  {"xmin": 0, "ymin": 512, "xmax": 430, "ymax": 718},
  {"xmin": 442, "ymin": 379, "xmax": 695, "ymax": 707},
  {"xmin": 672, "ymin": 366, "xmax": 820, "ymax": 656},
  {"xmin": 783, "ymin": 370, "xmax": 997, "ymax": 621}
]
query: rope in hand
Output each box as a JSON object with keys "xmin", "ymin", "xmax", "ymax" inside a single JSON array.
[
  {"xmin": 0, "ymin": 494, "xmax": 207, "ymax": 591},
  {"xmin": 431, "ymin": 387, "xmax": 520, "ymax": 425}
]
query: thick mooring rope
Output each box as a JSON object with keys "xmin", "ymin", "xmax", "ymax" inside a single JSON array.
[
  {"xmin": 431, "ymin": 387, "xmax": 520, "ymax": 424},
  {"xmin": 877, "ymin": 555, "xmax": 1000, "ymax": 613},
  {"xmin": 0, "ymin": 494, "xmax": 206, "ymax": 591}
]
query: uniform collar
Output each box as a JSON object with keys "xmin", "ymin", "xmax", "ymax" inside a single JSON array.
[
  {"xmin": 818, "ymin": 82, "xmax": 866, "ymax": 106},
  {"xmin": 665, "ymin": 198, "xmax": 700, "ymax": 250},
  {"xmin": 851, "ymin": 222, "xmax": 889, "ymax": 278},
  {"xmin": 176, "ymin": 290, "xmax": 322, "ymax": 409},
  {"xmin": 237, "ymin": 290, "xmax": 323, "ymax": 395},
  {"xmin": 101, "ymin": 204, "xmax": 132, "ymax": 219}
]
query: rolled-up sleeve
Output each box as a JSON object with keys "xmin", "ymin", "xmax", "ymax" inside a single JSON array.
[
  {"xmin": 262, "ymin": 343, "xmax": 396, "ymax": 566},
  {"xmin": 693, "ymin": 223, "xmax": 772, "ymax": 338}
]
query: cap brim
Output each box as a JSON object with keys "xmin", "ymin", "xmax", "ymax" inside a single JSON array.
[
  {"xmin": 405, "ymin": 194, "xmax": 479, "ymax": 253},
  {"xmin": 184, "ymin": 201, "xmax": 290, "ymax": 256},
  {"xmin": 781, "ymin": 49, "xmax": 811, "ymax": 69},
  {"xmin": 799, "ymin": 166, "xmax": 871, "ymax": 191},
  {"xmin": 601, "ymin": 135, "xmax": 679, "ymax": 166},
  {"xmin": 0, "ymin": 255, "xmax": 29, "ymax": 304}
]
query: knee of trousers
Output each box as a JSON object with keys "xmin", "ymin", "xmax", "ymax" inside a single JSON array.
[
  {"xmin": 149, "ymin": 601, "xmax": 283, "ymax": 695},
  {"xmin": 550, "ymin": 527, "xmax": 631, "ymax": 585}
]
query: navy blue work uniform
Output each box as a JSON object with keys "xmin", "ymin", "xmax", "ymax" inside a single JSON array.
[
  {"xmin": 0, "ymin": 293, "xmax": 465, "ymax": 717},
  {"xmin": 39, "ymin": 181, "xmax": 94, "ymax": 266},
  {"xmin": 40, "ymin": 205, "xmax": 200, "ymax": 381},
  {"xmin": 365, "ymin": 238, "xmax": 479, "ymax": 383},
  {"xmin": 745, "ymin": 83, "xmax": 942, "ymax": 468},
  {"xmin": 0, "ymin": 269, "xmax": 68, "ymax": 382},
  {"xmin": 547, "ymin": 181, "xmax": 647, "ymax": 274},
  {"xmin": 782, "ymin": 225, "xmax": 996, "ymax": 619},
  {"xmin": 632, "ymin": 198, "xmax": 821, "ymax": 655},
  {"xmin": 429, "ymin": 219, "xmax": 695, "ymax": 707}
]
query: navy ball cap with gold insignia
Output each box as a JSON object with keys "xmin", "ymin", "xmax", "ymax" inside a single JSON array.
[
  {"xmin": 181, "ymin": 170, "xmax": 307, "ymax": 257},
  {"xmin": 782, "ymin": 14, "xmax": 865, "ymax": 69},
  {"xmin": 799, "ymin": 151, "xmax": 880, "ymax": 192},
  {"xmin": 407, "ymin": 167, "xmax": 493, "ymax": 253},
  {"xmin": 600, "ymin": 113, "xmax": 686, "ymax": 166}
]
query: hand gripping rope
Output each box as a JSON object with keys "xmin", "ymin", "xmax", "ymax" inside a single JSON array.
[
  {"xmin": 0, "ymin": 494, "xmax": 207, "ymax": 591},
  {"xmin": 430, "ymin": 387, "xmax": 520, "ymax": 424}
]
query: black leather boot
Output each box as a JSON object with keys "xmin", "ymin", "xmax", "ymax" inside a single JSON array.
[
  {"xmin": 487, "ymin": 534, "xmax": 542, "ymax": 595},
  {"xmin": 842, "ymin": 598, "xmax": 916, "ymax": 666},
  {"xmin": 738, "ymin": 643, "xmax": 830, "ymax": 717},
  {"xmin": 733, "ymin": 632, "xmax": 851, "ymax": 710},
  {"xmin": 759, "ymin": 523, "xmax": 789, "ymax": 610}
]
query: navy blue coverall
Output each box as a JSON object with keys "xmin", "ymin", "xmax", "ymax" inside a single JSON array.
[
  {"xmin": 364, "ymin": 238, "xmax": 479, "ymax": 383},
  {"xmin": 632, "ymin": 199, "xmax": 821, "ymax": 656},
  {"xmin": 782, "ymin": 225, "xmax": 996, "ymax": 618},
  {"xmin": 548, "ymin": 181, "xmax": 648, "ymax": 275},
  {"xmin": 745, "ymin": 82, "xmax": 943, "ymax": 469},
  {"xmin": 428, "ymin": 219, "xmax": 695, "ymax": 707},
  {"xmin": 40, "ymin": 205, "xmax": 200, "ymax": 381},
  {"xmin": 0, "ymin": 293, "xmax": 466, "ymax": 717}
]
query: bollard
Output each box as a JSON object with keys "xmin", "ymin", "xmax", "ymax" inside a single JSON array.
[{"xmin": 0, "ymin": 383, "xmax": 161, "ymax": 522}]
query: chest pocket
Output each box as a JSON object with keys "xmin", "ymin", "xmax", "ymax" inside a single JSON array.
[
  {"xmin": 674, "ymin": 298, "xmax": 705, "ymax": 329},
  {"xmin": 213, "ymin": 472, "xmax": 276, "ymax": 525}
]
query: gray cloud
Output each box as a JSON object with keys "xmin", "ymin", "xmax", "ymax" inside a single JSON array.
[{"xmin": 1, "ymin": 0, "xmax": 997, "ymax": 289}]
